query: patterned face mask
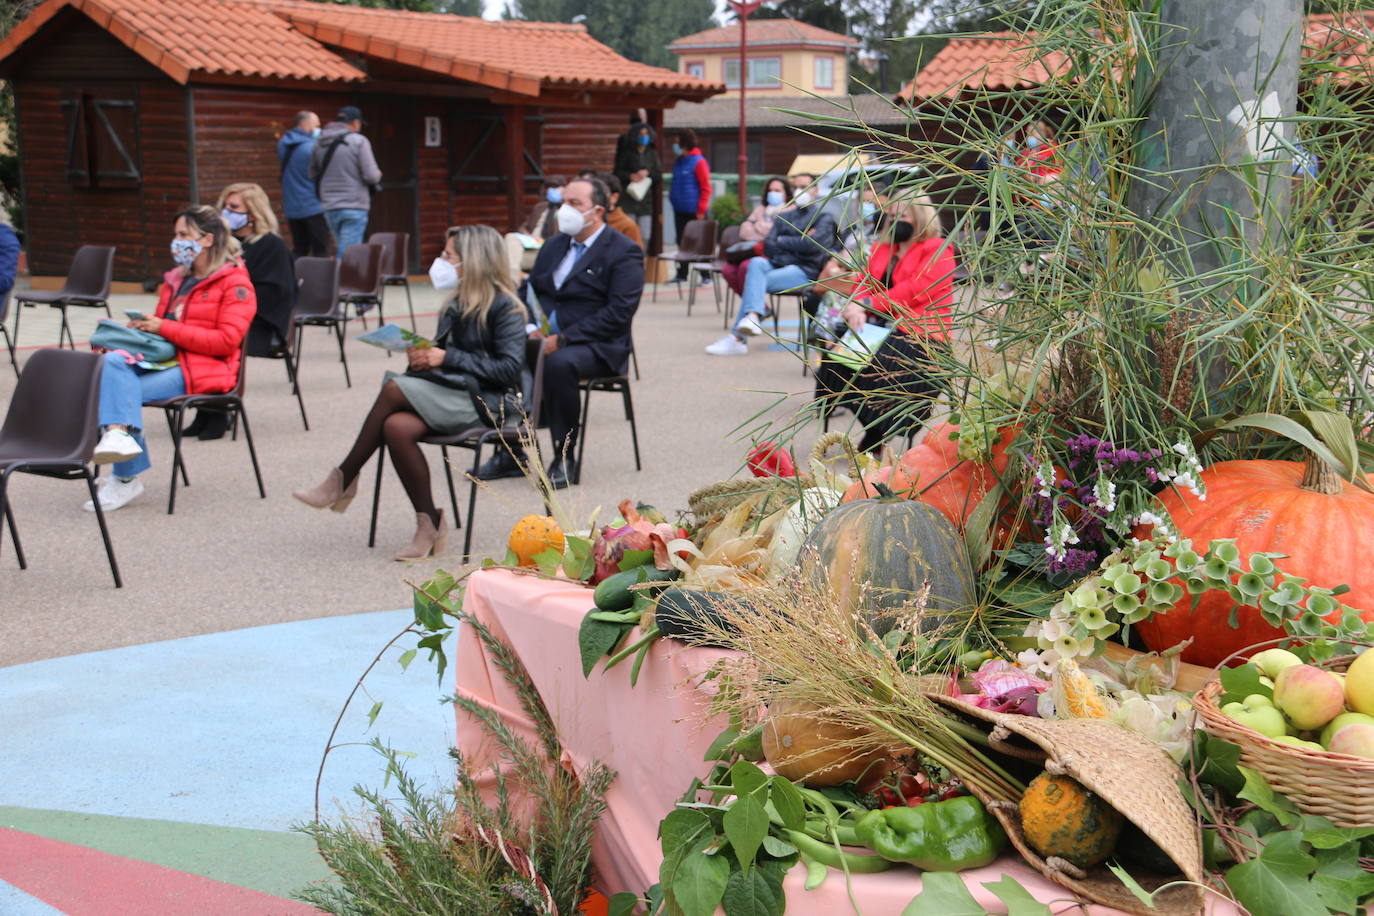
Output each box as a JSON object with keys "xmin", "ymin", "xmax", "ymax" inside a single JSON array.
[{"xmin": 170, "ymin": 238, "xmax": 203, "ymax": 269}]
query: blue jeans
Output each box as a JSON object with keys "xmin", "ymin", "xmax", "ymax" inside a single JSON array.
[
  {"xmin": 324, "ymin": 208, "xmax": 369, "ymax": 257},
  {"xmin": 734, "ymin": 257, "xmax": 812, "ymax": 335},
  {"xmin": 98, "ymin": 352, "xmax": 186, "ymax": 478}
]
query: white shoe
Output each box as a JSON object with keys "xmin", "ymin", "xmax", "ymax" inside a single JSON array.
[
  {"xmin": 736, "ymin": 314, "xmax": 764, "ymax": 337},
  {"xmin": 92, "ymin": 428, "xmax": 143, "ymax": 465},
  {"xmin": 82, "ymin": 476, "xmax": 144, "ymax": 512},
  {"xmin": 705, "ymin": 335, "xmax": 748, "ymax": 356}
]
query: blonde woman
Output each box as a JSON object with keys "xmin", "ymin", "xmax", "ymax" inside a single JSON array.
[
  {"xmin": 293, "ymin": 225, "xmax": 528, "ymax": 560},
  {"xmin": 87, "ymin": 205, "xmax": 256, "ymax": 511},
  {"xmin": 815, "ymin": 194, "xmax": 957, "ymax": 451}
]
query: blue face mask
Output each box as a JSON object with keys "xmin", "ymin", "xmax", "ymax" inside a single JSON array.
[
  {"xmin": 861, "ymin": 202, "xmax": 878, "ymax": 221},
  {"xmin": 638, "ymin": 133, "xmax": 650, "ymax": 147},
  {"xmin": 546, "ymin": 187, "xmax": 563, "ymax": 204},
  {"xmin": 765, "ymin": 190, "xmax": 784, "ymax": 207},
  {"xmin": 672, "ymin": 143, "xmax": 683, "ymax": 156},
  {"xmin": 221, "ymin": 208, "xmax": 249, "ymax": 231},
  {"xmin": 311, "ymin": 127, "xmax": 322, "ymax": 139},
  {"xmin": 1025, "ymin": 135, "xmax": 1042, "ymax": 149}
]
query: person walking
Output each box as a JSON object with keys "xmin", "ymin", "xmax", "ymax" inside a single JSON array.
[
  {"xmin": 668, "ymin": 129, "xmax": 710, "ymax": 282},
  {"xmin": 277, "ymin": 111, "xmax": 329, "ymax": 257},
  {"xmin": 614, "ymin": 119, "xmax": 659, "ymax": 247},
  {"xmin": 310, "ymin": 105, "xmax": 382, "ymax": 258}
]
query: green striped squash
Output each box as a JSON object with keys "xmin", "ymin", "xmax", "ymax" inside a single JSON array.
[{"xmin": 798, "ymin": 496, "xmax": 975, "ymax": 636}]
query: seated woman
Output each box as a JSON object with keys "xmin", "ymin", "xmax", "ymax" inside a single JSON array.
[
  {"xmin": 87, "ymin": 205, "xmax": 257, "ymax": 511},
  {"xmin": 720, "ymin": 176, "xmax": 791, "ymax": 296},
  {"xmin": 813, "ymin": 194, "xmax": 956, "ymax": 452},
  {"xmin": 293, "ymin": 224, "xmax": 527, "ymax": 560},
  {"xmin": 183, "ymin": 181, "xmax": 297, "ymax": 440}
]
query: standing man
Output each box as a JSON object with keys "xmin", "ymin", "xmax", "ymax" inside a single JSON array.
[
  {"xmin": 476, "ymin": 177, "xmax": 644, "ymax": 489},
  {"xmin": 310, "ymin": 105, "xmax": 382, "ymax": 258},
  {"xmin": 277, "ymin": 111, "xmax": 330, "ymax": 257}
]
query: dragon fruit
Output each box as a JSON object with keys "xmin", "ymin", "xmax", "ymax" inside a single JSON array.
[{"xmin": 590, "ymin": 499, "xmax": 685, "ymax": 585}]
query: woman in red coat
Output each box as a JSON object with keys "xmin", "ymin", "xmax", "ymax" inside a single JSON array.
[
  {"xmin": 87, "ymin": 204, "xmax": 256, "ymax": 511},
  {"xmin": 814, "ymin": 193, "xmax": 956, "ymax": 452}
]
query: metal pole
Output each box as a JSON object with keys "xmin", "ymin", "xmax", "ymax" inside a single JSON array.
[{"xmin": 738, "ymin": 7, "xmax": 749, "ymax": 200}]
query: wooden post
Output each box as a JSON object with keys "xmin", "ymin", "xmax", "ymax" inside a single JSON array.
[{"xmin": 506, "ymin": 103, "xmax": 526, "ymax": 232}]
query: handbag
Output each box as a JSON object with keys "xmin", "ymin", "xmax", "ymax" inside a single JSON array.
[
  {"xmin": 90, "ymin": 319, "xmax": 176, "ymax": 363},
  {"xmin": 724, "ymin": 240, "xmax": 762, "ymax": 265}
]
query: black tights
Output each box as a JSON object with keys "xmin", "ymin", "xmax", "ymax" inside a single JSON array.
[{"xmin": 338, "ymin": 380, "xmax": 439, "ymax": 525}]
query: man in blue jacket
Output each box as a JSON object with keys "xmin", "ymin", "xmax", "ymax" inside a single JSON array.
[
  {"xmin": 277, "ymin": 111, "xmax": 329, "ymax": 257},
  {"xmin": 0, "ymin": 214, "xmax": 18, "ymax": 369}
]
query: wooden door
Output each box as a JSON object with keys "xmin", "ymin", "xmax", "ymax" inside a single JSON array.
[{"xmin": 362, "ymin": 97, "xmax": 420, "ymax": 266}]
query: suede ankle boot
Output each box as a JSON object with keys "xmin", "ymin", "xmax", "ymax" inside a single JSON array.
[
  {"xmin": 395, "ymin": 510, "xmax": 448, "ymax": 561},
  {"xmin": 292, "ymin": 467, "xmax": 358, "ymax": 512}
]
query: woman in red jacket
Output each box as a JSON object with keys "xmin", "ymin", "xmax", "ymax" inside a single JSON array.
[
  {"xmin": 814, "ymin": 193, "xmax": 956, "ymax": 452},
  {"xmin": 87, "ymin": 205, "xmax": 257, "ymax": 511}
]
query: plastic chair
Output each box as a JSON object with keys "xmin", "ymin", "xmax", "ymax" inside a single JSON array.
[
  {"xmin": 573, "ymin": 361, "xmax": 641, "ymax": 486},
  {"xmin": 291, "ymin": 257, "xmax": 350, "ymax": 388},
  {"xmin": 705, "ymin": 224, "xmax": 743, "ymax": 330},
  {"xmin": 367, "ymin": 339, "xmax": 547, "ymax": 563},
  {"xmin": 0, "ymin": 286, "xmax": 16, "ymax": 377},
  {"xmin": 368, "ymin": 232, "xmax": 416, "ymax": 331},
  {"xmin": 338, "ymin": 243, "xmax": 385, "ymax": 329},
  {"xmin": 769, "ymin": 290, "xmax": 813, "ymax": 377},
  {"xmin": 0, "ymin": 349, "xmax": 122, "ymax": 587},
  {"xmin": 652, "ymin": 220, "xmax": 716, "ymax": 308},
  {"xmin": 14, "ymin": 246, "xmax": 116, "ymax": 350},
  {"xmin": 144, "ymin": 333, "xmax": 265, "ymax": 515}
]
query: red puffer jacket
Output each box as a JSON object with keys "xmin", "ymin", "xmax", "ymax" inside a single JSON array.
[{"xmin": 153, "ymin": 261, "xmax": 257, "ymax": 394}]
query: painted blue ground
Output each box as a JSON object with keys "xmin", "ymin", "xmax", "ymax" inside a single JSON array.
[
  {"xmin": 0, "ymin": 610, "xmax": 458, "ymax": 833},
  {"xmin": 0, "ymin": 879, "xmax": 65, "ymax": 916}
]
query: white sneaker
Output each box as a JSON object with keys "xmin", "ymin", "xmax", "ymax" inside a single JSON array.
[
  {"xmin": 82, "ymin": 476, "xmax": 144, "ymax": 512},
  {"xmin": 92, "ymin": 428, "xmax": 143, "ymax": 465},
  {"xmin": 736, "ymin": 314, "xmax": 764, "ymax": 337},
  {"xmin": 705, "ymin": 335, "xmax": 748, "ymax": 356}
]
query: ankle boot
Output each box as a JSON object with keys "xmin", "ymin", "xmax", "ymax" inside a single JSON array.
[
  {"xmin": 292, "ymin": 467, "xmax": 358, "ymax": 512},
  {"xmin": 395, "ymin": 510, "xmax": 448, "ymax": 561}
]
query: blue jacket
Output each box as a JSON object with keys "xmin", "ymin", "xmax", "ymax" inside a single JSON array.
[
  {"xmin": 669, "ymin": 148, "xmax": 709, "ymax": 216},
  {"xmin": 0, "ymin": 223, "xmax": 19, "ymax": 297},
  {"xmin": 276, "ymin": 128, "xmax": 322, "ymax": 219}
]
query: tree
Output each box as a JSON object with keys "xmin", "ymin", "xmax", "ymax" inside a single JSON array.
[
  {"xmin": 748, "ymin": 1, "xmax": 849, "ymax": 32},
  {"xmin": 305, "ymin": 0, "xmax": 484, "ymax": 11},
  {"xmin": 503, "ymin": 0, "xmax": 716, "ymax": 70}
]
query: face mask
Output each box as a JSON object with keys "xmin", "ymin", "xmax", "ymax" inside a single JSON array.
[
  {"xmin": 170, "ymin": 238, "xmax": 202, "ymax": 269},
  {"xmin": 861, "ymin": 202, "xmax": 878, "ymax": 221},
  {"xmin": 221, "ymin": 209, "xmax": 249, "ymax": 231},
  {"xmin": 637, "ymin": 133, "xmax": 650, "ymax": 147},
  {"xmin": 556, "ymin": 202, "xmax": 590, "ymax": 236},
  {"xmin": 672, "ymin": 143, "xmax": 683, "ymax": 156},
  {"xmin": 546, "ymin": 187, "xmax": 563, "ymax": 205},
  {"xmin": 429, "ymin": 256, "xmax": 459, "ymax": 292},
  {"xmin": 891, "ymin": 220, "xmax": 916, "ymax": 244},
  {"xmin": 765, "ymin": 190, "xmax": 784, "ymax": 207},
  {"xmin": 311, "ymin": 127, "xmax": 322, "ymax": 139},
  {"xmin": 1025, "ymin": 135, "xmax": 1042, "ymax": 149},
  {"xmin": 793, "ymin": 189, "xmax": 814, "ymax": 208}
]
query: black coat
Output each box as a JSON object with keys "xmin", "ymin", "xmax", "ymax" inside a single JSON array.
[
  {"xmin": 419, "ymin": 292, "xmax": 528, "ymax": 426},
  {"xmin": 527, "ymin": 226, "xmax": 644, "ymax": 373},
  {"xmin": 763, "ymin": 204, "xmax": 839, "ymax": 278},
  {"xmin": 241, "ymin": 233, "xmax": 296, "ymax": 357}
]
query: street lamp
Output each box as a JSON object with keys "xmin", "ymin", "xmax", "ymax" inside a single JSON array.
[{"xmin": 728, "ymin": 0, "xmax": 765, "ymax": 201}]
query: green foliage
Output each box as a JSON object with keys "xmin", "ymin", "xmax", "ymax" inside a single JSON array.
[
  {"xmin": 710, "ymin": 192, "xmax": 745, "ymax": 230},
  {"xmin": 503, "ymin": 0, "xmax": 715, "ymax": 70}
]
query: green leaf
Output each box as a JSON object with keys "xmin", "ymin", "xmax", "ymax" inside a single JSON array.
[
  {"xmin": 1104, "ymin": 862, "xmax": 1156, "ymax": 910},
  {"xmin": 562, "ymin": 535, "xmax": 593, "ymax": 580},
  {"xmin": 1237, "ymin": 766, "xmax": 1299, "ymax": 827},
  {"xmin": 1224, "ymin": 831, "xmax": 1325, "ymax": 916},
  {"xmin": 1294, "ymin": 409, "xmax": 1369, "ymax": 490},
  {"xmin": 901, "ymin": 872, "xmax": 984, "ymax": 916},
  {"xmin": 723, "ymin": 795, "xmax": 769, "ymax": 870},
  {"xmin": 413, "ymin": 591, "xmax": 446, "ymax": 632},
  {"xmin": 607, "ymin": 891, "xmax": 642, "ymax": 916},
  {"xmin": 531, "ymin": 547, "xmax": 563, "ymax": 574},
  {"xmin": 366, "ymin": 700, "xmax": 383, "ymax": 728},
  {"xmin": 416, "ymin": 632, "xmax": 448, "ymax": 683},
  {"xmin": 397, "ymin": 648, "xmax": 416, "ymax": 670},
  {"xmin": 1296, "ymin": 814, "xmax": 1374, "ymax": 849},
  {"xmin": 729, "ymin": 761, "xmax": 769, "ymax": 799},
  {"xmin": 1195, "ymin": 732, "xmax": 1244, "ymax": 795},
  {"xmin": 768, "ymin": 778, "xmax": 807, "ymax": 832},
  {"xmin": 720, "ymin": 866, "xmax": 785, "ymax": 916},
  {"xmin": 1219, "ymin": 663, "xmax": 1269, "ymax": 703},
  {"xmin": 1218, "ymin": 413, "xmax": 1354, "ymax": 480},
  {"xmin": 578, "ymin": 612, "xmax": 629, "ymax": 677},
  {"xmin": 619, "ymin": 548, "xmax": 655, "ymax": 571},
  {"xmin": 982, "ymin": 876, "xmax": 1052, "ymax": 916},
  {"xmin": 1311, "ymin": 843, "xmax": 1374, "ymax": 913},
  {"xmin": 661, "ymin": 808, "xmax": 714, "ymax": 858},
  {"xmin": 704, "ymin": 725, "xmax": 742, "ymax": 763},
  {"xmin": 502, "ymin": 547, "xmax": 521, "ymax": 567},
  {"xmin": 761, "ymin": 835, "xmax": 796, "ymax": 857},
  {"xmin": 671, "ymin": 847, "xmax": 730, "ymax": 916}
]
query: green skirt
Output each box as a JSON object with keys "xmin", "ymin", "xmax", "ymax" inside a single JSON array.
[{"xmin": 384, "ymin": 370, "xmax": 481, "ymax": 434}]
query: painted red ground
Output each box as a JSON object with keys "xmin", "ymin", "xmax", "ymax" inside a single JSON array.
[{"xmin": 0, "ymin": 827, "xmax": 324, "ymax": 916}]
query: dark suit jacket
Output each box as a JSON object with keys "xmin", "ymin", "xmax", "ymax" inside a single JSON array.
[{"xmin": 528, "ymin": 225, "xmax": 644, "ymax": 373}]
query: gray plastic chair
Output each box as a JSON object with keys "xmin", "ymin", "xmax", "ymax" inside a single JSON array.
[{"xmin": 14, "ymin": 245, "xmax": 116, "ymax": 349}]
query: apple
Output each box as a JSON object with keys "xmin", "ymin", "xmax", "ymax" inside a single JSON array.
[
  {"xmin": 1271, "ymin": 734, "xmax": 1325, "ymax": 751},
  {"xmin": 1327, "ymin": 723, "xmax": 1374, "ymax": 759},
  {"xmin": 1273, "ymin": 664, "xmax": 1346, "ymax": 730},
  {"xmin": 1320, "ymin": 712, "xmax": 1374, "ymax": 747},
  {"xmin": 1251, "ymin": 648, "xmax": 1304, "ymax": 680},
  {"xmin": 1222, "ymin": 699, "xmax": 1289, "ymax": 738},
  {"xmin": 1345, "ymin": 650, "xmax": 1374, "ymax": 717}
]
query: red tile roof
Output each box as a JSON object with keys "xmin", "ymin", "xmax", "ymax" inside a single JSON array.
[
  {"xmin": 669, "ymin": 18, "xmax": 858, "ymax": 52},
  {"xmin": 0, "ymin": 0, "xmax": 365, "ymax": 84}
]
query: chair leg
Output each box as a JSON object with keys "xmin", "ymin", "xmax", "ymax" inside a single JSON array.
[
  {"xmin": 799, "ymin": 298, "xmax": 810, "ymax": 377},
  {"xmin": 334, "ymin": 321, "xmax": 352, "ymax": 388},
  {"xmin": 285, "ymin": 354, "xmax": 309, "ymax": 431},
  {"xmin": 574, "ymin": 384, "xmax": 593, "ymax": 486},
  {"xmin": 84, "ymin": 468, "xmax": 123, "ymax": 588},
  {"xmin": 630, "ymin": 340, "xmax": 640, "ymax": 381},
  {"xmin": 1, "ymin": 469, "xmax": 27, "ymax": 570},
  {"xmin": 367, "ymin": 446, "xmax": 385, "ymax": 548},
  {"xmin": 165, "ymin": 405, "xmax": 188, "ymax": 514},
  {"xmin": 12, "ymin": 299, "xmax": 22, "ymax": 354},
  {"xmin": 686, "ymin": 267, "xmax": 696, "ymax": 316},
  {"xmin": 236, "ymin": 405, "xmax": 266, "ymax": 499},
  {"xmin": 1, "ymin": 324, "xmax": 16, "ymax": 378},
  {"xmin": 711, "ymin": 271, "xmax": 723, "ymax": 314},
  {"xmin": 622, "ymin": 383, "xmax": 642, "ymax": 472},
  {"xmin": 439, "ymin": 445, "xmax": 461, "ymax": 528},
  {"xmin": 58, "ymin": 305, "xmax": 74, "ymax": 350},
  {"xmin": 403, "ymin": 281, "xmax": 416, "ymax": 332},
  {"xmin": 649, "ymin": 257, "xmax": 658, "ymax": 302},
  {"xmin": 463, "ymin": 445, "xmax": 484, "ymax": 564},
  {"xmin": 162, "ymin": 408, "xmax": 191, "ymax": 487}
]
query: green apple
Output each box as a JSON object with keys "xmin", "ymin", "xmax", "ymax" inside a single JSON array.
[
  {"xmin": 1251, "ymin": 648, "xmax": 1304, "ymax": 680},
  {"xmin": 1243, "ymin": 693, "xmax": 1274, "ymax": 708},
  {"xmin": 1271, "ymin": 734, "xmax": 1325, "ymax": 751},
  {"xmin": 1345, "ymin": 651, "xmax": 1374, "ymax": 716},
  {"xmin": 1222, "ymin": 699, "xmax": 1289, "ymax": 738},
  {"xmin": 1320, "ymin": 712, "xmax": 1374, "ymax": 747},
  {"xmin": 1274, "ymin": 664, "xmax": 1346, "ymax": 730}
]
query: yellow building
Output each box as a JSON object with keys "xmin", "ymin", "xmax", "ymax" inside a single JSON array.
[{"xmin": 667, "ymin": 19, "xmax": 858, "ymax": 99}]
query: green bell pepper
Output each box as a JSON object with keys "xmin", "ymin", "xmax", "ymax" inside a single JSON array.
[{"xmin": 853, "ymin": 796, "xmax": 1007, "ymax": 871}]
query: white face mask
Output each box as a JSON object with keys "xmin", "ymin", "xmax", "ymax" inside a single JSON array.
[
  {"xmin": 429, "ymin": 256, "xmax": 459, "ymax": 292},
  {"xmin": 556, "ymin": 202, "xmax": 590, "ymax": 236},
  {"xmin": 794, "ymin": 189, "xmax": 814, "ymax": 208}
]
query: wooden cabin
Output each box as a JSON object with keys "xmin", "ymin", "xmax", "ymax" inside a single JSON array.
[{"xmin": 0, "ymin": 0, "xmax": 722, "ymax": 284}]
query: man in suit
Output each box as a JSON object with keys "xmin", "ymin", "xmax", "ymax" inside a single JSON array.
[{"xmin": 477, "ymin": 176, "xmax": 644, "ymax": 489}]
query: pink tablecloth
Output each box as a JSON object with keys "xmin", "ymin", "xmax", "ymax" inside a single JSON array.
[{"xmin": 454, "ymin": 569, "xmax": 1223, "ymax": 915}]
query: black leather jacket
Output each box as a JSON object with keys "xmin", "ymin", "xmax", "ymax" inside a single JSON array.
[{"xmin": 413, "ymin": 293, "xmax": 528, "ymax": 427}]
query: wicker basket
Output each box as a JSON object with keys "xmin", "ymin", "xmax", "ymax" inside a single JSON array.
[
  {"xmin": 1195, "ymin": 656, "xmax": 1374, "ymax": 827},
  {"xmin": 687, "ymin": 432, "xmax": 858, "ymax": 521}
]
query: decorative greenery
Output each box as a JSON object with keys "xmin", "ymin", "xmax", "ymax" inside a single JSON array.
[{"xmin": 709, "ymin": 192, "xmax": 745, "ymax": 233}]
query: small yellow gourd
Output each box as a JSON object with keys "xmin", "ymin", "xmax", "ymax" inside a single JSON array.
[
  {"xmin": 1019, "ymin": 772, "xmax": 1123, "ymax": 868},
  {"xmin": 1051, "ymin": 658, "xmax": 1113, "ymax": 719},
  {"xmin": 508, "ymin": 515, "xmax": 565, "ymax": 567}
]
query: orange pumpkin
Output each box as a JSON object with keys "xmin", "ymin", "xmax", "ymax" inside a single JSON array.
[
  {"xmin": 508, "ymin": 514, "xmax": 566, "ymax": 567},
  {"xmin": 1136, "ymin": 458, "xmax": 1374, "ymax": 667},
  {"xmin": 840, "ymin": 464, "xmax": 921, "ymax": 503},
  {"xmin": 898, "ymin": 423, "xmax": 1023, "ymax": 542}
]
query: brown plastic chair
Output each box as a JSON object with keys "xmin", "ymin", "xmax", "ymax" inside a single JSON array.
[
  {"xmin": 0, "ymin": 349, "xmax": 122, "ymax": 587},
  {"xmin": 699, "ymin": 223, "xmax": 742, "ymax": 329},
  {"xmin": 0, "ymin": 286, "xmax": 15, "ymax": 377},
  {"xmin": 291, "ymin": 257, "xmax": 350, "ymax": 388},
  {"xmin": 144, "ymin": 332, "xmax": 265, "ymax": 515},
  {"xmin": 338, "ymin": 242, "xmax": 385, "ymax": 329},
  {"xmin": 367, "ymin": 338, "xmax": 548, "ymax": 563},
  {"xmin": 368, "ymin": 232, "xmax": 416, "ymax": 331},
  {"xmin": 14, "ymin": 245, "xmax": 116, "ymax": 350},
  {"xmin": 652, "ymin": 220, "xmax": 716, "ymax": 309}
]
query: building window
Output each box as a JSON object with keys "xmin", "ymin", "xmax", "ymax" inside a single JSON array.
[
  {"xmin": 685, "ymin": 60, "xmax": 705, "ymax": 80},
  {"xmin": 61, "ymin": 93, "xmax": 141, "ymax": 188},
  {"xmin": 723, "ymin": 57, "xmax": 782, "ymax": 89},
  {"xmin": 814, "ymin": 56, "xmax": 834, "ymax": 89}
]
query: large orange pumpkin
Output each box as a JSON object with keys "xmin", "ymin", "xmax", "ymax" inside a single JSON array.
[
  {"xmin": 1136, "ymin": 458, "xmax": 1374, "ymax": 666},
  {"xmin": 898, "ymin": 423, "xmax": 1023, "ymax": 542},
  {"xmin": 840, "ymin": 464, "xmax": 921, "ymax": 503}
]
